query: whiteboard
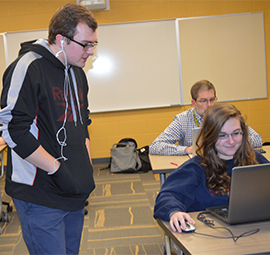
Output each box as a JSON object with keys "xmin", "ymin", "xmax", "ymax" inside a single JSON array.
[
  {"xmin": 2, "ymin": 20, "xmax": 181, "ymax": 113},
  {"xmin": 86, "ymin": 20, "xmax": 180, "ymax": 112},
  {"xmin": 177, "ymin": 12, "xmax": 267, "ymax": 104}
]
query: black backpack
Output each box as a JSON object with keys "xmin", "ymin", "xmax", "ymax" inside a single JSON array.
[{"xmin": 137, "ymin": 145, "xmax": 152, "ymax": 172}]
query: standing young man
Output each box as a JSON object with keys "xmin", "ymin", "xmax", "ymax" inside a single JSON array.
[
  {"xmin": 0, "ymin": 4, "xmax": 97, "ymax": 254},
  {"xmin": 149, "ymin": 80, "xmax": 262, "ymax": 155}
]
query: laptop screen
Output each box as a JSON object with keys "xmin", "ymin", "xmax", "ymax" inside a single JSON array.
[
  {"xmin": 191, "ymin": 127, "xmax": 201, "ymax": 156},
  {"xmin": 206, "ymin": 163, "xmax": 270, "ymax": 224}
]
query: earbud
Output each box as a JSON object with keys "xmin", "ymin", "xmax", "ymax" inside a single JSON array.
[
  {"xmin": 56, "ymin": 39, "xmax": 64, "ymax": 58},
  {"xmin": 55, "ymin": 38, "xmax": 67, "ymax": 66}
]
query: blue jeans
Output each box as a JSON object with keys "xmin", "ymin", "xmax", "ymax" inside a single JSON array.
[{"xmin": 13, "ymin": 198, "xmax": 84, "ymax": 255}]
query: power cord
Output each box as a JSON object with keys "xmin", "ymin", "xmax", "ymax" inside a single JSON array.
[{"xmin": 195, "ymin": 211, "xmax": 260, "ymax": 243}]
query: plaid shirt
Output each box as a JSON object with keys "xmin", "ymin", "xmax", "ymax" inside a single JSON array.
[{"xmin": 149, "ymin": 107, "xmax": 262, "ymax": 155}]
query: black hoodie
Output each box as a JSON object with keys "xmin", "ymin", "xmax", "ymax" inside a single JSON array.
[{"xmin": 0, "ymin": 39, "xmax": 95, "ymax": 211}]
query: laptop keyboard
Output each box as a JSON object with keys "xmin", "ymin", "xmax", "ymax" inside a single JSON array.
[{"xmin": 214, "ymin": 208, "xmax": 228, "ymax": 219}]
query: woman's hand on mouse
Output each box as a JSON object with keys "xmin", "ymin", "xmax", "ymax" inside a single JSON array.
[{"xmin": 170, "ymin": 211, "xmax": 196, "ymax": 233}]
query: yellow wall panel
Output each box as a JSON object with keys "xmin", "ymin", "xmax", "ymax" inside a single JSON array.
[
  {"xmin": 9, "ymin": 1, "xmax": 39, "ymax": 16},
  {"xmin": 0, "ymin": 2, "xmax": 11, "ymax": 17},
  {"xmin": 196, "ymin": 1, "xmax": 228, "ymax": 16},
  {"xmin": 225, "ymin": 1, "xmax": 254, "ymax": 14}
]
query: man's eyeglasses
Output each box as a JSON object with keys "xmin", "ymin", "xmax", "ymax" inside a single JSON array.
[
  {"xmin": 196, "ymin": 97, "xmax": 217, "ymax": 105},
  {"xmin": 218, "ymin": 130, "xmax": 243, "ymax": 140},
  {"xmin": 64, "ymin": 35, "xmax": 98, "ymax": 51}
]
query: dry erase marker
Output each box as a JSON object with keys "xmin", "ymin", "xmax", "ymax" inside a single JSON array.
[{"xmin": 170, "ymin": 162, "xmax": 178, "ymax": 166}]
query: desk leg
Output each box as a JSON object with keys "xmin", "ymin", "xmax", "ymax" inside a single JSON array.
[
  {"xmin": 0, "ymin": 152, "xmax": 3, "ymax": 179},
  {"xmin": 160, "ymin": 173, "xmax": 166, "ymax": 186},
  {"xmin": 164, "ymin": 234, "xmax": 171, "ymax": 255}
]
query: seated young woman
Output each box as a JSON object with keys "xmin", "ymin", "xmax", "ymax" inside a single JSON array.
[{"xmin": 153, "ymin": 103, "xmax": 269, "ymax": 233}]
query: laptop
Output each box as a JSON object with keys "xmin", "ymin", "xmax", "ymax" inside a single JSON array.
[
  {"xmin": 188, "ymin": 127, "xmax": 201, "ymax": 158},
  {"xmin": 206, "ymin": 163, "xmax": 270, "ymax": 224}
]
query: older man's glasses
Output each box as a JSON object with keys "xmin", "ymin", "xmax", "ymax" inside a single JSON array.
[
  {"xmin": 196, "ymin": 97, "xmax": 217, "ymax": 105},
  {"xmin": 64, "ymin": 35, "xmax": 98, "ymax": 51},
  {"xmin": 218, "ymin": 130, "xmax": 243, "ymax": 140}
]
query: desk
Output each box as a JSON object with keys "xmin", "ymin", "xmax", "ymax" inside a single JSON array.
[
  {"xmin": 261, "ymin": 146, "xmax": 270, "ymax": 160},
  {"xmin": 0, "ymin": 145, "xmax": 7, "ymax": 178},
  {"xmin": 157, "ymin": 212, "xmax": 270, "ymax": 255},
  {"xmin": 149, "ymin": 154, "xmax": 189, "ymax": 186}
]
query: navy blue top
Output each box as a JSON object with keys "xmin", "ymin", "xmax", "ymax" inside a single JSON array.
[{"xmin": 153, "ymin": 151, "xmax": 269, "ymax": 221}]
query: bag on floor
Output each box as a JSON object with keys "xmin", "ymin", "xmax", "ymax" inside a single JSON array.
[
  {"xmin": 137, "ymin": 145, "xmax": 152, "ymax": 172},
  {"xmin": 110, "ymin": 138, "xmax": 142, "ymax": 173}
]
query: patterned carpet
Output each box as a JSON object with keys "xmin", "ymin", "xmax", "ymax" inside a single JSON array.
[{"xmin": 0, "ymin": 165, "xmax": 166, "ymax": 255}]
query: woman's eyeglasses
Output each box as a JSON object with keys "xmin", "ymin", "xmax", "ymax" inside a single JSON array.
[{"xmin": 218, "ymin": 130, "xmax": 243, "ymax": 140}]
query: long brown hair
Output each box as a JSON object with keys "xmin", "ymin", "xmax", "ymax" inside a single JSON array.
[{"xmin": 196, "ymin": 103, "xmax": 257, "ymax": 194}]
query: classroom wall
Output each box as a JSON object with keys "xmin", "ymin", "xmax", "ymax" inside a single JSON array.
[{"xmin": 1, "ymin": 0, "xmax": 270, "ymax": 158}]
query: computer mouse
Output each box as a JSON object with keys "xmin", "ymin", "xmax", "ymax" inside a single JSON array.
[{"xmin": 180, "ymin": 221, "xmax": 196, "ymax": 233}]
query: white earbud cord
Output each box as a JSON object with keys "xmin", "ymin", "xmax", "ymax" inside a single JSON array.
[{"xmin": 53, "ymin": 44, "xmax": 69, "ymax": 173}]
